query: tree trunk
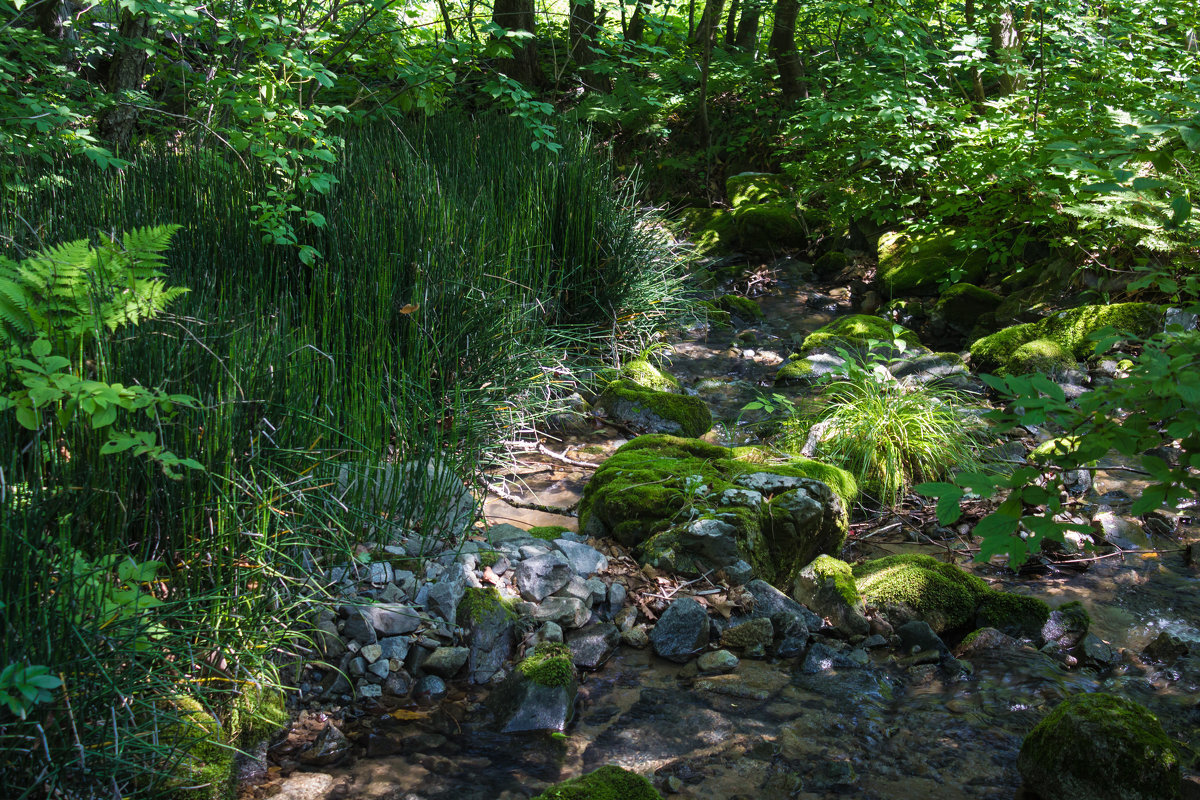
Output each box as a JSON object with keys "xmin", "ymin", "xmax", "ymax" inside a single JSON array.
[
  {"xmin": 988, "ymin": 3, "xmax": 1023, "ymax": 96},
  {"xmin": 626, "ymin": 3, "xmax": 646, "ymax": 42},
  {"xmin": 569, "ymin": 0, "xmax": 597, "ymax": 66},
  {"xmin": 97, "ymin": 9, "xmax": 154, "ymax": 152},
  {"xmin": 691, "ymin": 0, "xmax": 725, "ymax": 47},
  {"xmin": 734, "ymin": 1, "xmax": 761, "ymax": 50},
  {"xmin": 492, "ymin": 0, "xmax": 541, "ymax": 85},
  {"xmin": 724, "ymin": 0, "xmax": 741, "ymax": 46},
  {"xmin": 769, "ymin": 0, "xmax": 804, "ymax": 102},
  {"xmin": 965, "ymin": 0, "xmax": 986, "ymax": 105}
]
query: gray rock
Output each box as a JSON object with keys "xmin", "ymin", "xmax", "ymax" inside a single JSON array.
[
  {"xmin": 697, "ymin": 649, "xmax": 739, "ymax": 674},
  {"xmin": 413, "ymin": 674, "xmax": 447, "ymax": 701},
  {"xmin": 364, "ymin": 603, "xmax": 423, "ymax": 636},
  {"xmin": 537, "ymin": 621, "xmax": 564, "ymax": 644},
  {"xmin": 607, "ymin": 582, "xmax": 627, "ymax": 614},
  {"xmin": 585, "ymin": 578, "xmax": 608, "ymax": 606},
  {"xmin": 533, "ymin": 597, "xmax": 590, "ymax": 629},
  {"xmin": 315, "ymin": 619, "xmax": 347, "ymax": 658},
  {"xmin": 799, "ymin": 642, "xmax": 866, "ymax": 674},
  {"xmin": 676, "ymin": 518, "xmax": 743, "ymax": 568},
  {"xmin": 377, "ymin": 636, "xmax": 410, "ymax": 662},
  {"xmin": 567, "ymin": 623, "xmax": 620, "ymax": 670},
  {"xmin": 553, "ymin": 539, "xmax": 609, "ymax": 576},
  {"xmin": 462, "ymin": 602, "xmax": 515, "ymax": 685},
  {"xmin": 720, "ymin": 617, "xmax": 774, "ymax": 650},
  {"xmin": 725, "ymin": 560, "xmax": 755, "ymax": 584},
  {"xmin": 273, "ymin": 773, "xmax": 335, "ymax": 800},
  {"xmin": 1142, "ymin": 631, "xmax": 1189, "ymax": 663},
  {"xmin": 519, "ymin": 544, "xmax": 552, "ymax": 560},
  {"xmin": 1041, "ymin": 603, "xmax": 1090, "ymax": 649},
  {"xmin": 862, "ymin": 634, "xmax": 888, "ymax": 649},
  {"xmin": 360, "ymin": 643, "xmax": 383, "ymax": 663},
  {"xmin": 340, "ymin": 608, "xmax": 378, "ymax": 645},
  {"xmin": 1079, "ymin": 633, "xmax": 1118, "ymax": 668},
  {"xmin": 744, "ymin": 579, "xmax": 823, "ymax": 629},
  {"xmin": 419, "ymin": 571, "xmax": 466, "ymax": 627},
  {"xmin": 1092, "ymin": 510, "xmax": 1149, "ymax": 550},
  {"xmin": 718, "ymin": 488, "xmax": 763, "ymax": 507},
  {"xmin": 367, "ymin": 561, "xmax": 394, "ymax": 584},
  {"xmin": 554, "ymin": 575, "xmax": 594, "ymax": 603},
  {"xmin": 383, "ymin": 669, "xmax": 412, "ymax": 697},
  {"xmin": 487, "ymin": 672, "xmax": 576, "ymax": 733},
  {"xmin": 650, "ymin": 598, "xmax": 710, "ymax": 663},
  {"xmin": 792, "ymin": 556, "xmax": 870, "ymax": 637},
  {"xmin": 297, "ymin": 723, "xmax": 353, "ymax": 767},
  {"xmin": 487, "ymin": 523, "xmax": 538, "ymax": 546},
  {"xmin": 774, "ymin": 636, "xmax": 808, "ymax": 659},
  {"xmin": 366, "ymin": 659, "xmax": 390, "ymax": 680},
  {"xmin": 514, "ymin": 552, "xmax": 572, "ymax": 601},
  {"xmin": 897, "ymin": 621, "xmax": 949, "ymax": 656},
  {"xmin": 733, "ymin": 472, "xmax": 809, "ymax": 494},
  {"xmin": 422, "ymin": 646, "xmax": 469, "ymax": 679},
  {"xmin": 621, "ymin": 626, "xmax": 650, "ymax": 648}
]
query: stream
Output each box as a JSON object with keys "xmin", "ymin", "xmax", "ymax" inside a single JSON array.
[{"xmin": 245, "ymin": 257, "xmax": 1200, "ymax": 800}]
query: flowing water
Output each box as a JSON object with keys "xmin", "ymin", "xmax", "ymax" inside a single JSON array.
[{"xmin": 246, "ymin": 258, "xmax": 1200, "ymax": 800}]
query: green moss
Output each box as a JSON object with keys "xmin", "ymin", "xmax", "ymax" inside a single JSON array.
[
  {"xmin": 813, "ymin": 250, "xmax": 848, "ymax": 277},
  {"xmin": 230, "ymin": 680, "xmax": 288, "ymax": 747},
  {"xmin": 478, "ymin": 550, "xmax": 501, "ymax": 568},
  {"xmin": 532, "ymin": 765, "xmax": 663, "ymax": 800},
  {"xmin": 801, "ymin": 314, "xmax": 922, "ymax": 355},
  {"xmin": 877, "ymin": 228, "xmax": 989, "ymax": 295},
  {"xmin": 1008, "ymin": 338, "xmax": 1075, "ymax": 376},
  {"xmin": 727, "ymin": 172, "xmax": 792, "ymax": 207},
  {"xmin": 1018, "ymin": 693, "xmax": 1181, "ymax": 800},
  {"xmin": 975, "ymin": 591, "xmax": 1050, "ymax": 637},
  {"xmin": 935, "ymin": 283, "xmax": 1003, "ymax": 329},
  {"xmin": 697, "ymin": 300, "xmax": 733, "ymax": 327},
  {"xmin": 459, "ymin": 587, "xmax": 518, "ymax": 625},
  {"xmin": 783, "ymin": 457, "xmax": 860, "ymax": 507},
  {"xmin": 711, "ymin": 294, "xmax": 764, "ymax": 320},
  {"xmin": 596, "ymin": 379, "xmax": 712, "ymax": 439},
  {"xmin": 811, "ymin": 555, "xmax": 860, "ymax": 606},
  {"xmin": 970, "ymin": 302, "xmax": 1164, "ymax": 374},
  {"xmin": 161, "ymin": 696, "xmax": 235, "ymax": 800},
  {"xmin": 621, "ymin": 359, "xmax": 681, "ymax": 393},
  {"xmin": 730, "ymin": 203, "xmax": 807, "ymax": 249},
  {"xmin": 528, "ymin": 525, "xmax": 572, "ymax": 541},
  {"xmin": 519, "ymin": 642, "xmax": 576, "ymax": 688},
  {"xmin": 775, "ymin": 355, "xmax": 816, "ymax": 383}
]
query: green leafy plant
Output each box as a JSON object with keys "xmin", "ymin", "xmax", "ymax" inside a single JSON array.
[{"xmin": 0, "ymin": 661, "xmax": 61, "ymax": 720}]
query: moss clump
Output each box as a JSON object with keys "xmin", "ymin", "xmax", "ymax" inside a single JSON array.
[
  {"xmin": 813, "ymin": 250, "xmax": 848, "ymax": 277},
  {"xmin": 478, "ymin": 550, "xmax": 501, "ymax": 568},
  {"xmin": 730, "ymin": 204, "xmax": 807, "ymax": 249},
  {"xmin": 229, "ymin": 681, "xmax": 288, "ymax": 747},
  {"xmin": 854, "ymin": 554, "xmax": 1051, "ymax": 635},
  {"xmin": 934, "ymin": 283, "xmax": 1002, "ymax": 329},
  {"xmin": 784, "ymin": 458, "xmax": 860, "ymax": 507},
  {"xmin": 970, "ymin": 302, "xmax": 1163, "ymax": 374},
  {"xmin": 801, "ymin": 314, "xmax": 923, "ymax": 355},
  {"xmin": 811, "ymin": 555, "xmax": 861, "ymax": 606},
  {"xmin": 1018, "ymin": 693, "xmax": 1181, "ymax": 800},
  {"xmin": 532, "ymin": 765, "xmax": 663, "ymax": 800},
  {"xmin": 711, "ymin": 294, "xmax": 764, "ymax": 320},
  {"xmin": 161, "ymin": 696, "xmax": 235, "ymax": 800},
  {"xmin": 975, "ymin": 591, "xmax": 1050, "ymax": 638},
  {"xmin": 595, "ymin": 379, "xmax": 713, "ymax": 439},
  {"xmin": 459, "ymin": 587, "xmax": 518, "ymax": 625},
  {"xmin": 727, "ymin": 172, "xmax": 792, "ymax": 207},
  {"xmin": 775, "ymin": 356, "xmax": 816, "ymax": 383},
  {"xmin": 621, "ymin": 359, "xmax": 681, "ymax": 393},
  {"xmin": 1008, "ymin": 338, "xmax": 1075, "ymax": 376},
  {"xmin": 518, "ymin": 642, "xmax": 575, "ymax": 688},
  {"xmin": 877, "ymin": 228, "xmax": 989, "ymax": 295},
  {"xmin": 528, "ymin": 525, "xmax": 572, "ymax": 542}
]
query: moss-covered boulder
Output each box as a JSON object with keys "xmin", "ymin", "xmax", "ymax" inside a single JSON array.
[
  {"xmin": 488, "ymin": 643, "xmax": 578, "ymax": 733},
  {"xmin": 792, "ymin": 555, "xmax": 870, "ymax": 636},
  {"xmin": 970, "ymin": 303, "xmax": 1164, "ymax": 374},
  {"xmin": 1008, "ymin": 338, "xmax": 1075, "ymax": 376},
  {"xmin": 594, "ymin": 379, "xmax": 712, "ymax": 438},
  {"xmin": 851, "ymin": 554, "xmax": 1049, "ymax": 635},
  {"xmin": 727, "ymin": 172, "xmax": 792, "ymax": 207},
  {"xmin": 459, "ymin": 587, "xmax": 518, "ymax": 684},
  {"xmin": 532, "ymin": 765, "xmax": 663, "ymax": 800},
  {"xmin": 620, "ymin": 359, "xmax": 681, "ymax": 393},
  {"xmin": 800, "ymin": 314, "xmax": 923, "ymax": 356},
  {"xmin": 579, "ymin": 435, "xmax": 851, "ymax": 587},
  {"xmin": 710, "ymin": 294, "xmax": 764, "ymax": 321},
  {"xmin": 1017, "ymin": 693, "xmax": 1181, "ymax": 800},
  {"xmin": 162, "ymin": 696, "xmax": 236, "ymax": 800},
  {"xmin": 878, "ymin": 229, "xmax": 989, "ymax": 296},
  {"xmin": 934, "ymin": 283, "xmax": 1003, "ymax": 330}
]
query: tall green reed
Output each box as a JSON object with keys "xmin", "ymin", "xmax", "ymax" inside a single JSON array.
[{"xmin": 0, "ymin": 114, "xmax": 686, "ymax": 797}]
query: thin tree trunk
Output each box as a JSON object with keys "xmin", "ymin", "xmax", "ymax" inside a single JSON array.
[
  {"xmin": 626, "ymin": 3, "xmax": 646, "ymax": 42},
  {"xmin": 98, "ymin": 9, "xmax": 154, "ymax": 151},
  {"xmin": 989, "ymin": 3, "xmax": 1023, "ymax": 96},
  {"xmin": 569, "ymin": 0, "xmax": 597, "ymax": 66},
  {"xmin": 769, "ymin": 0, "xmax": 804, "ymax": 102},
  {"xmin": 724, "ymin": 0, "xmax": 741, "ymax": 46},
  {"xmin": 734, "ymin": 1, "xmax": 761, "ymax": 50},
  {"xmin": 435, "ymin": 0, "xmax": 455, "ymax": 39},
  {"xmin": 692, "ymin": 0, "xmax": 726, "ymax": 46},
  {"xmin": 966, "ymin": 0, "xmax": 986, "ymax": 105},
  {"xmin": 492, "ymin": 0, "xmax": 541, "ymax": 86}
]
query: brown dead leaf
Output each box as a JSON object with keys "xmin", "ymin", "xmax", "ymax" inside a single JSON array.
[
  {"xmin": 481, "ymin": 565, "xmax": 501, "ymax": 586},
  {"xmin": 389, "ymin": 709, "xmax": 429, "ymax": 722}
]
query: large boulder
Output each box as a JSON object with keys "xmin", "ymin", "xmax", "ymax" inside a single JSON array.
[
  {"xmin": 579, "ymin": 435, "xmax": 850, "ymax": 586},
  {"xmin": 1017, "ymin": 693, "xmax": 1181, "ymax": 800},
  {"xmin": 877, "ymin": 228, "xmax": 989, "ymax": 296},
  {"xmin": 970, "ymin": 303, "xmax": 1163, "ymax": 375},
  {"xmin": 594, "ymin": 380, "xmax": 712, "ymax": 438},
  {"xmin": 852, "ymin": 554, "xmax": 1049, "ymax": 635},
  {"xmin": 650, "ymin": 597, "xmax": 710, "ymax": 663},
  {"xmin": 487, "ymin": 643, "xmax": 577, "ymax": 733}
]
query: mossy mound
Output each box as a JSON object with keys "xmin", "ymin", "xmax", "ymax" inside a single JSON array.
[
  {"xmin": 532, "ymin": 765, "xmax": 663, "ymax": 800},
  {"xmin": 934, "ymin": 283, "xmax": 1002, "ymax": 330},
  {"xmin": 459, "ymin": 587, "xmax": 518, "ymax": 625},
  {"xmin": 621, "ymin": 359, "xmax": 681, "ymax": 393},
  {"xmin": 811, "ymin": 555, "xmax": 860, "ymax": 606},
  {"xmin": 813, "ymin": 250, "xmax": 848, "ymax": 277},
  {"xmin": 229, "ymin": 681, "xmax": 288, "ymax": 748},
  {"xmin": 1008, "ymin": 338, "xmax": 1075, "ymax": 376},
  {"xmin": 852, "ymin": 554, "xmax": 1049, "ymax": 634},
  {"xmin": 1017, "ymin": 693, "xmax": 1181, "ymax": 800},
  {"xmin": 711, "ymin": 294, "xmax": 764, "ymax": 321},
  {"xmin": 579, "ymin": 435, "xmax": 850, "ymax": 586},
  {"xmin": 800, "ymin": 314, "xmax": 923, "ymax": 355},
  {"xmin": 970, "ymin": 303, "xmax": 1163, "ymax": 374},
  {"xmin": 878, "ymin": 229, "xmax": 989, "ymax": 296},
  {"xmin": 775, "ymin": 356, "xmax": 817, "ymax": 383},
  {"xmin": 161, "ymin": 696, "xmax": 235, "ymax": 800},
  {"xmin": 528, "ymin": 525, "xmax": 572, "ymax": 541},
  {"xmin": 727, "ymin": 172, "xmax": 792, "ymax": 207},
  {"xmin": 519, "ymin": 642, "xmax": 576, "ymax": 688},
  {"xmin": 730, "ymin": 203, "xmax": 807, "ymax": 250},
  {"xmin": 594, "ymin": 379, "xmax": 712, "ymax": 438}
]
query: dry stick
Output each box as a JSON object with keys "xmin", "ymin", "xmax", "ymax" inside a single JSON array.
[
  {"xmin": 58, "ymin": 673, "xmax": 86, "ymax": 770},
  {"xmin": 536, "ymin": 443, "xmax": 600, "ymax": 469},
  {"xmin": 481, "ymin": 478, "xmax": 579, "ymax": 516},
  {"xmin": 1053, "ymin": 546, "xmax": 1186, "ymax": 565}
]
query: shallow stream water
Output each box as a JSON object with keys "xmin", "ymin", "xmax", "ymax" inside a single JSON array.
[{"xmin": 248, "ymin": 258, "xmax": 1200, "ymax": 800}]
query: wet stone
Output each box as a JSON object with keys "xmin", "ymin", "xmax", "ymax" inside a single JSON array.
[
  {"xmin": 651, "ymin": 598, "xmax": 710, "ymax": 663},
  {"xmin": 422, "ymin": 646, "xmax": 469, "ymax": 679},
  {"xmin": 567, "ymin": 623, "xmax": 621, "ymax": 671},
  {"xmin": 720, "ymin": 617, "xmax": 773, "ymax": 650},
  {"xmin": 697, "ymin": 649, "xmax": 739, "ymax": 674},
  {"xmin": 514, "ymin": 551, "xmax": 573, "ymax": 602}
]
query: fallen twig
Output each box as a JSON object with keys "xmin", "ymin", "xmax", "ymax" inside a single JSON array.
[
  {"xmin": 537, "ymin": 443, "xmax": 600, "ymax": 469},
  {"xmin": 481, "ymin": 478, "xmax": 579, "ymax": 516}
]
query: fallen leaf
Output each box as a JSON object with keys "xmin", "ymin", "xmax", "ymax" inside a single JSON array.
[
  {"xmin": 389, "ymin": 709, "xmax": 429, "ymax": 722},
  {"xmin": 481, "ymin": 565, "xmax": 501, "ymax": 586},
  {"xmin": 399, "ymin": 303, "xmax": 419, "ymax": 315}
]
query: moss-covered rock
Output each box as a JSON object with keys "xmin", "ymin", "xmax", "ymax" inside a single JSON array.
[
  {"xmin": 161, "ymin": 696, "xmax": 236, "ymax": 800},
  {"xmin": 711, "ymin": 294, "xmax": 764, "ymax": 321},
  {"xmin": 970, "ymin": 303, "xmax": 1164, "ymax": 374},
  {"xmin": 532, "ymin": 765, "xmax": 663, "ymax": 800},
  {"xmin": 878, "ymin": 229, "xmax": 989, "ymax": 296},
  {"xmin": 1017, "ymin": 693, "xmax": 1181, "ymax": 800},
  {"xmin": 800, "ymin": 314, "xmax": 923, "ymax": 355},
  {"xmin": 459, "ymin": 586, "xmax": 518, "ymax": 625},
  {"xmin": 620, "ymin": 359, "xmax": 681, "ymax": 393},
  {"xmin": 579, "ymin": 435, "xmax": 849, "ymax": 587},
  {"xmin": 1007, "ymin": 338, "xmax": 1075, "ymax": 376},
  {"xmin": 594, "ymin": 379, "xmax": 712, "ymax": 438},
  {"xmin": 730, "ymin": 203, "xmax": 807, "ymax": 250},
  {"xmin": 852, "ymin": 554, "xmax": 1049, "ymax": 635},
  {"xmin": 519, "ymin": 642, "xmax": 576, "ymax": 688},
  {"xmin": 813, "ymin": 250, "xmax": 848, "ymax": 277},
  {"xmin": 793, "ymin": 555, "xmax": 870, "ymax": 637},
  {"xmin": 528, "ymin": 525, "xmax": 572, "ymax": 542},
  {"xmin": 727, "ymin": 172, "xmax": 792, "ymax": 207},
  {"xmin": 934, "ymin": 283, "xmax": 1003, "ymax": 330}
]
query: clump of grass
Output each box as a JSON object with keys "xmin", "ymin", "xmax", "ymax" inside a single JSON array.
[{"xmin": 782, "ymin": 370, "xmax": 987, "ymax": 507}]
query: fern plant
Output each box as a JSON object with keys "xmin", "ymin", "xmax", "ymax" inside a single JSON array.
[{"xmin": 0, "ymin": 225, "xmax": 188, "ymax": 354}]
